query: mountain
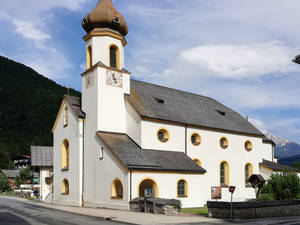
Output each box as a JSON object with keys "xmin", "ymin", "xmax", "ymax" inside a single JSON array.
[
  {"xmin": 0, "ymin": 56, "xmax": 80, "ymax": 169},
  {"xmin": 279, "ymin": 154, "xmax": 300, "ymax": 166},
  {"xmin": 263, "ymin": 131, "xmax": 300, "ymax": 164}
]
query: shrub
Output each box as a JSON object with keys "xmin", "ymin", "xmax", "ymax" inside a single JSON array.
[
  {"xmin": 261, "ymin": 168, "xmax": 300, "ymax": 200},
  {"xmin": 258, "ymin": 193, "xmax": 275, "ymax": 201},
  {"xmin": 0, "ymin": 173, "xmax": 12, "ymax": 192}
]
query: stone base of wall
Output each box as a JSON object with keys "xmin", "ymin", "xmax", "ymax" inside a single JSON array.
[
  {"xmin": 130, "ymin": 197, "xmax": 180, "ymax": 215},
  {"xmin": 207, "ymin": 200, "xmax": 300, "ymax": 219}
]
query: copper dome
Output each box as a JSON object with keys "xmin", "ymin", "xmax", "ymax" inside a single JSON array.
[{"xmin": 82, "ymin": 0, "xmax": 128, "ymax": 36}]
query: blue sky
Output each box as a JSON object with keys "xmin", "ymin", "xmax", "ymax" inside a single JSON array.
[{"xmin": 0, "ymin": 0, "xmax": 300, "ymax": 143}]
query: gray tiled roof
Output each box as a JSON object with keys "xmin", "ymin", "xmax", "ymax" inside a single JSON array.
[
  {"xmin": 127, "ymin": 80, "xmax": 264, "ymax": 136},
  {"xmin": 1, "ymin": 170, "xmax": 19, "ymax": 178},
  {"xmin": 31, "ymin": 146, "xmax": 53, "ymax": 166},
  {"xmin": 65, "ymin": 95, "xmax": 85, "ymax": 119},
  {"xmin": 97, "ymin": 132, "xmax": 206, "ymax": 173},
  {"xmin": 260, "ymin": 159, "xmax": 300, "ymax": 172}
]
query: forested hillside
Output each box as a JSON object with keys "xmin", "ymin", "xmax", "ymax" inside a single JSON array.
[{"xmin": 0, "ymin": 56, "xmax": 80, "ymax": 168}]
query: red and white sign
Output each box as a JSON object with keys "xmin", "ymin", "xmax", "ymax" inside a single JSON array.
[{"xmin": 229, "ymin": 186, "xmax": 236, "ymax": 193}]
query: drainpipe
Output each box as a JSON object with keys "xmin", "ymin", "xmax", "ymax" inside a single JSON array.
[
  {"xmin": 81, "ymin": 119, "xmax": 85, "ymax": 207},
  {"xmin": 185, "ymin": 125, "xmax": 187, "ymax": 155},
  {"xmin": 130, "ymin": 170, "xmax": 132, "ymax": 201}
]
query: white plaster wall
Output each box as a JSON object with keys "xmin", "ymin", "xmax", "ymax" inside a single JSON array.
[
  {"xmin": 83, "ymin": 136, "xmax": 129, "ymax": 210},
  {"xmin": 126, "ymin": 102, "xmax": 141, "ymax": 146},
  {"xmin": 53, "ymin": 101, "xmax": 82, "ymax": 206},
  {"xmin": 97, "ymin": 67, "xmax": 130, "ymax": 133},
  {"xmin": 86, "ymin": 36, "xmax": 125, "ymax": 68},
  {"xmin": 131, "ymin": 172, "xmax": 208, "ymax": 207},
  {"xmin": 141, "ymin": 120, "xmax": 185, "ymax": 151},
  {"xmin": 40, "ymin": 167, "xmax": 52, "ymax": 201}
]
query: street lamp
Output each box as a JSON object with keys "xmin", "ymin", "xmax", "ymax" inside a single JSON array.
[{"xmin": 293, "ymin": 54, "xmax": 300, "ymax": 64}]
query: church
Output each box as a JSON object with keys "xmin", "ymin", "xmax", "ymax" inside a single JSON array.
[{"xmin": 52, "ymin": 0, "xmax": 277, "ymax": 209}]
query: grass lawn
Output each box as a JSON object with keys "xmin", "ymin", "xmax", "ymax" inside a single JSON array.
[{"xmin": 180, "ymin": 207, "xmax": 209, "ymax": 217}]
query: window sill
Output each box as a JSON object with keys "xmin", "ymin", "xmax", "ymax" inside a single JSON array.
[
  {"xmin": 111, "ymin": 196, "xmax": 123, "ymax": 200},
  {"xmin": 61, "ymin": 193, "xmax": 69, "ymax": 195},
  {"xmin": 221, "ymin": 184, "xmax": 229, "ymax": 188},
  {"xmin": 177, "ymin": 195, "xmax": 188, "ymax": 198},
  {"xmin": 61, "ymin": 167, "xmax": 69, "ymax": 172}
]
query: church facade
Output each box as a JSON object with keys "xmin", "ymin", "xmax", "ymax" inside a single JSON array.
[{"xmin": 52, "ymin": 0, "xmax": 277, "ymax": 209}]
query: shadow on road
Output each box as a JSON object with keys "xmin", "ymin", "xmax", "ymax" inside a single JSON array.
[{"xmin": 0, "ymin": 212, "xmax": 31, "ymax": 225}]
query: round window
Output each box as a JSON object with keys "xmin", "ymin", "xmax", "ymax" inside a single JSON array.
[
  {"xmin": 245, "ymin": 141, "xmax": 253, "ymax": 151},
  {"xmin": 191, "ymin": 133, "xmax": 201, "ymax": 146},
  {"xmin": 220, "ymin": 137, "xmax": 229, "ymax": 149},
  {"xmin": 157, "ymin": 129, "xmax": 169, "ymax": 143}
]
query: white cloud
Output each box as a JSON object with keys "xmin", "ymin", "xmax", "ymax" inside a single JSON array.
[
  {"xmin": 12, "ymin": 20, "xmax": 50, "ymax": 41},
  {"xmin": 179, "ymin": 42, "xmax": 296, "ymax": 79}
]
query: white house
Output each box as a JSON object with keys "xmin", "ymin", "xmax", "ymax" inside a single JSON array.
[{"xmin": 52, "ymin": 0, "xmax": 284, "ymax": 210}]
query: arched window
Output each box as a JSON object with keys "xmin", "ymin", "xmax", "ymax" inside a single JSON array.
[
  {"xmin": 245, "ymin": 163, "xmax": 253, "ymax": 187},
  {"xmin": 86, "ymin": 46, "xmax": 92, "ymax": 69},
  {"xmin": 61, "ymin": 140, "xmax": 70, "ymax": 170},
  {"xmin": 138, "ymin": 178, "xmax": 158, "ymax": 198},
  {"xmin": 63, "ymin": 106, "xmax": 68, "ymax": 127},
  {"xmin": 111, "ymin": 179, "xmax": 123, "ymax": 199},
  {"xmin": 109, "ymin": 45, "xmax": 119, "ymax": 69},
  {"xmin": 193, "ymin": 159, "xmax": 202, "ymax": 167},
  {"xmin": 220, "ymin": 161, "xmax": 229, "ymax": 186},
  {"xmin": 62, "ymin": 179, "xmax": 69, "ymax": 195},
  {"xmin": 177, "ymin": 179, "xmax": 188, "ymax": 198}
]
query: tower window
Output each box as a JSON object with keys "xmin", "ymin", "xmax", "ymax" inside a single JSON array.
[
  {"xmin": 110, "ymin": 45, "xmax": 118, "ymax": 69},
  {"xmin": 86, "ymin": 46, "xmax": 92, "ymax": 69},
  {"xmin": 220, "ymin": 137, "xmax": 229, "ymax": 149},
  {"xmin": 245, "ymin": 141, "xmax": 253, "ymax": 151}
]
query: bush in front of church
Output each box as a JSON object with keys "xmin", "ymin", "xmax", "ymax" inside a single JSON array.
[
  {"xmin": 0, "ymin": 173, "xmax": 12, "ymax": 192},
  {"xmin": 261, "ymin": 168, "xmax": 300, "ymax": 200}
]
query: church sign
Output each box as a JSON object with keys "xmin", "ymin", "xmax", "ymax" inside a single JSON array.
[{"xmin": 211, "ymin": 186, "xmax": 221, "ymax": 199}]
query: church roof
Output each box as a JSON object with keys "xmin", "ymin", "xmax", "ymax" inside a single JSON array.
[
  {"xmin": 259, "ymin": 159, "xmax": 300, "ymax": 172},
  {"xmin": 65, "ymin": 95, "xmax": 85, "ymax": 119},
  {"xmin": 1, "ymin": 170, "xmax": 19, "ymax": 178},
  {"xmin": 82, "ymin": 0, "xmax": 128, "ymax": 36},
  {"xmin": 97, "ymin": 132, "xmax": 206, "ymax": 173},
  {"xmin": 31, "ymin": 146, "xmax": 53, "ymax": 167},
  {"xmin": 127, "ymin": 80, "xmax": 264, "ymax": 137}
]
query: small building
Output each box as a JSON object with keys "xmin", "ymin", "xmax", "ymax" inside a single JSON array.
[
  {"xmin": 31, "ymin": 146, "xmax": 53, "ymax": 201},
  {"xmin": 1, "ymin": 170, "xmax": 19, "ymax": 190},
  {"xmin": 13, "ymin": 155, "xmax": 31, "ymax": 169}
]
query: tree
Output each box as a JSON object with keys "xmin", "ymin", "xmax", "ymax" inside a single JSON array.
[
  {"xmin": 15, "ymin": 166, "xmax": 33, "ymax": 187},
  {"xmin": 0, "ymin": 173, "xmax": 11, "ymax": 192},
  {"xmin": 291, "ymin": 162, "xmax": 300, "ymax": 170},
  {"xmin": 261, "ymin": 168, "xmax": 300, "ymax": 200}
]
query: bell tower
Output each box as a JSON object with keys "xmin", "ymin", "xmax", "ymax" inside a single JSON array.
[{"xmin": 81, "ymin": 0, "xmax": 130, "ymax": 133}]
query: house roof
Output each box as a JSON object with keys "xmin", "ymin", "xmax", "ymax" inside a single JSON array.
[
  {"xmin": 126, "ymin": 80, "xmax": 264, "ymax": 137},
  {"xmin": 97, "ymin": 132, "xmax": 206, "ymax": 173},
  {"xmin": 259, "ymin": 159, "xmax": 300, "ymax": 172},
  {"xmin": 1, "ymin": 170, "xmax": 19, "ymax": 178},
  {"xmin": 31, "ymin": 146, "xmax": 53, "ymax": 167},
  {"xmin": 262, "ymin": 137, "xmax": 276, "ymax": 146},
  {"xmin": 65, "ymin": 95, "xmax": 85, "ymax": 119}
]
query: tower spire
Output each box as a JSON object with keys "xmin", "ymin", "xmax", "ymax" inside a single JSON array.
[{"xmin": 82, "ymin": 0, "xmax": 128, "ymax": 36}]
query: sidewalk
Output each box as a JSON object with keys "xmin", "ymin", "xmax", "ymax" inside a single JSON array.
[{"xmin": 14, "ymin": 197, "xmax": 224, "ymax": 225}]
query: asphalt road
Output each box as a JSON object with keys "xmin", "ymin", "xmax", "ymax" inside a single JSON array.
[
  {"xmin": 0, "ymin": 196, "xmax": 133, "ymax": 225},
  {"xmin": 1, "ymin": 196, "xmax": 300, "ymax": 225}
]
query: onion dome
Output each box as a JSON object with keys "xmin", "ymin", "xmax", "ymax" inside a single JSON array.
[{"xmin": 82, "ymin": 0, "xmax": 128, "ymax": 36}]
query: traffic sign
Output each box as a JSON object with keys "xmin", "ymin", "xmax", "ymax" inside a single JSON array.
[{"xmin": 229, "ymin": 186, "xmax": 236, "ymax": 193}]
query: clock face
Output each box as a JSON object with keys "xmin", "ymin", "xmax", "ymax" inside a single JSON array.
[{"xmin": 106, "ymin": 70, "xmax": 123, "ymax": 88}]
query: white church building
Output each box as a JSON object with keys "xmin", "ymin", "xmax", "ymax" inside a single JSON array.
[{"xmin": 52, "ymin": 0, "xmax": 279, "ymax": 209}]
